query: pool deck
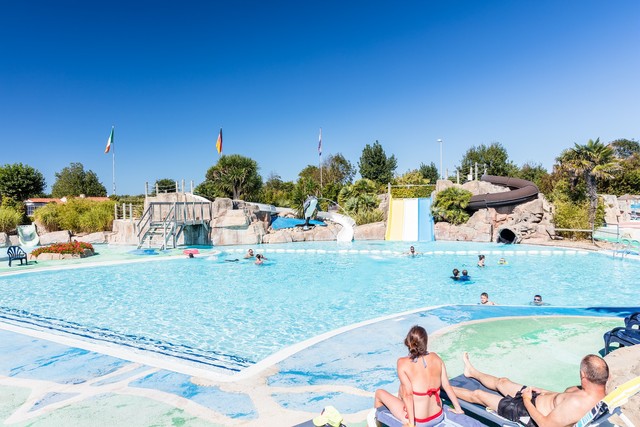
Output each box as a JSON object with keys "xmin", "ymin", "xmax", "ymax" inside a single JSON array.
[{"xmin": 1, "ymin": 246, "xmax": 639, "ymax": 426}]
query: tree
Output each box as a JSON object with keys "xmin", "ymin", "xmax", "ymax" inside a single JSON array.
[
  {"xmin": 598, "ymin": 153, "xmax": 640, "ymax": 195},
  {"xmin": 556, "ymin": 138, "xmax": 619, "ymax": 227},
  {"xmin": 610, "ymin": 138, "xmax": 640, "ymax": 159},
  {"xmin": 260, "ymin": 173, "xmax": 295, "ymax": 207},
  {"xmin": 457, "ymin": 142, "xmax": 517, "ymax": 179},
  {"xmin": 418, "ymin": 162, "xmax": 439, "ymax": 184},
  {"xmin": 358, "ymin": 140, "xmax": 397, "ymax": 184},
  {"xmin": 431, "ymin": 187, "xmax": 472, "ymax": 225},
  {"xmin": 0, "ymin": 163, "xmax": 46, "ymax": 201},
  {"xmin": 323, "ymin": 153, "xmax": 355, "ymax": 186},
  {"xmin": 154, "ymin": 178, "xmax": 177, "ymax": 194},
  {"xmin": 51, "ymin": 163, "xmax": 107, "ymax": 198},
  {"xmin": 196, "ymin": 155, "xmax": 262, "ymax": 201},
  {"xmin": 514, "ymin": 162, "xmax": 549, "ymax": 191}
]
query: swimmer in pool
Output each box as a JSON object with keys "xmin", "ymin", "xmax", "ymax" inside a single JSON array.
[
  {"xmin": 477, "ymin": 254, "xmax": 485, "ymax": 267},
  {"xmin": 460, "ymin": 270, "xmax": 471, "ymax": 281},
  {"xmin": 407, "ymin": 246, "xmax": 419, "ymax": 256},
  {"xmin": 479, "ymin": 292, "xmax": 496, "ymax": 305},
  {"xmin": 244, "ymin": 249, "xmax": 255, "ymax": 259},
  {"xmin": 498, "ymin": 257, "xmax": 507, "ymax": 265},
  {"xmin": 255, "ymin": 254, "xmax": 266, "ymax": 265},
  {"xmin": 451, "ymin": 268, "xmax": 460, "ymax": 281}
]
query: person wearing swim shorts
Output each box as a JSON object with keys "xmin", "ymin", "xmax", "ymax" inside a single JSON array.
[
  {"xmin": 374, "ymin": 325, "xmax": 464, "ymax": 427},
  {"xmin": 452, "ymin": 353, "xmax": 608, "ymax": 427}
]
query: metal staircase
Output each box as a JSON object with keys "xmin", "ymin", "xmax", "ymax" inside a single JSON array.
[{"xmin": 136, "ymin": 201, "xmax": 212, "ymax": 249}]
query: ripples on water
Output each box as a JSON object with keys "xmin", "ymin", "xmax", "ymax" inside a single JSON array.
[{"xmin": 0, "ymin": 241, "xmax": 638, "ymax": 367}]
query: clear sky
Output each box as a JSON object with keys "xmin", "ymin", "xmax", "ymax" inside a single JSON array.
[{"xmin": 1, "ymin": 1, "xmax": 639, "ymax": 196}]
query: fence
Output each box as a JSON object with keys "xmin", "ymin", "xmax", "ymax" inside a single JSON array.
[{"xmin": 114, "ymin": 203, "xmax": 145, "ymax": 220}]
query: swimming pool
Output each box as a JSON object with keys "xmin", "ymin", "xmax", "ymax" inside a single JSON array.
[{"xmin": 0, "ymin": 241, "xmax": 638, "ymax": 374}]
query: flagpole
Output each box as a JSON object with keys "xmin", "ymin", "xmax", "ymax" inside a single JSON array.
[
  {"xmin": 319, "ymin": 127, "xmax": 323, "ymax": 190},
  {"xmin": 112, "ymin": 146, "xmax": 116, "ymax": 195}
]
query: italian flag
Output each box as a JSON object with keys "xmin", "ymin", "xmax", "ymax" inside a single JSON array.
[{"xmin": 104, "ymin": 127, "xmax": 114, "ymax": 154}]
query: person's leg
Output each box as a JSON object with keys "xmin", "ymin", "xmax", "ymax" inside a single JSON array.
[
  {"xmin": 451, "ymin": 386, "xmax": 503, "ymax": 412},
  {"xmin": 374, "ymin": 388, "xmax": 406, "ymax": 421},
  {"xmin": 462, "ymin": 352, "xmax": 523, "ymax": 397}
]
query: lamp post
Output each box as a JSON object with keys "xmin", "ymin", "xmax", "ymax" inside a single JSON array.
[{"xmin": 437, "ymin": 139, "xmax": 443, "ymax": 179}]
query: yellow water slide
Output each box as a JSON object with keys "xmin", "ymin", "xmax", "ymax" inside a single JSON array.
[{"xmin": 385, "ymin": 197, "xmax": 405, "ymax": 240}]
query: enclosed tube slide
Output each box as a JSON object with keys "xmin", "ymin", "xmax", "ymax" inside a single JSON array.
[
  {"xmin": 467, "ymin": 175, "xmax": 539, "ymax": 211},
  {"xmin": 17, "ymin": 224, "xmax": 39, "ymax": 247}
]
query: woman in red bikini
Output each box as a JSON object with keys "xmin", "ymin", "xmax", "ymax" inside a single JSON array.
[{"xmin": 374, "ymin": 325, "xmax": 464, "ymax": 427}]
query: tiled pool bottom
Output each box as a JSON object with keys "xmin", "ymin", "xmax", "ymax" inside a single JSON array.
[{"xmin": 0, "ymin": 306, "xmax": 635, "ymax": 426}]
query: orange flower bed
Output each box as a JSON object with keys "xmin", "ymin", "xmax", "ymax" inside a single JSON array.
[{"xmin": 31, "ymin": 241, "xmax": 94, "ymax": 257}]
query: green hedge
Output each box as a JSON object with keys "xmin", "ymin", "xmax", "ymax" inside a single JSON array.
[{"xmin": 34, "ymin": 198, "xmax": 115, "ymax": 233}]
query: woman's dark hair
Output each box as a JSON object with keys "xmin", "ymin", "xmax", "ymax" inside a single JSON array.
[{"xmin": 404, "ymin": 325, "xmax": 428, "ymax": 359}]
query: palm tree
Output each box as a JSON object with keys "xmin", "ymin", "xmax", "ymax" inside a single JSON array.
[{"xmin": 556, "ymin": 138, "xmax": 619, "ymax": 227}]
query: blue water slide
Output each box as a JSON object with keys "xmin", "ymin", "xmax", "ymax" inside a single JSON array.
[{"xmin": 417, "ymin": 197, "xmax": 434, "ymax": 242}]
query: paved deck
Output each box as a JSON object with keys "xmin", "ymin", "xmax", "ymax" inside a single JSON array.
[{"xmin": 1, "ymin": 305, "xmax": 635, "ymax": 426}]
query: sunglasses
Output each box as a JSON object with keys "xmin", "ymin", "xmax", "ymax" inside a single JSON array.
[{"xmin": 534, "ymin": 298, "xmax": 541, "ymax": 302}]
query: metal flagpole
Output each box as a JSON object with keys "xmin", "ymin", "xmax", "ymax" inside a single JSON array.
[
  {"xmin": 112, "ymin": 127, "xmax": 116, "ymax": 195},
  {"xmin": 318, "ymin": 127, "xmax": 323, "ymax": 189}
]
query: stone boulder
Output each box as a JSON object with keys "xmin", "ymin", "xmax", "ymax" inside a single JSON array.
[
  {"xmin": 262, "ymin": 222, "xmax": 341, "ymax": 244},
  {"xmin": 492, "ymin": 195, "xmax": 555, "ymax": 243},
  {"xmin": 75, "ymin": 232, "xmax": 109, "ymax": 244},
  {"xmin": 211, "ymin": 222, "xmax": 267, "ymax": 246},
  {"xmin": 0, "ymin": 232, "xmax": 10, "ymax": 247},
  {"xmin": 434, "ymin": 209, "xmax": 493, "ymax": 242},
  {"xmin": 354, "ymin": 222, "xmax": 386, "ymax": 240},
  {"xmin": 38, "ymin": 230, "xmax": 72, "ymax": 245},
  {"xmin": 461, "ymin": 180, "xmax": 509, "ymax": 196},
  {"xmin": 377, "ymin": 194, "xmax": 390, "ymax": 221}
]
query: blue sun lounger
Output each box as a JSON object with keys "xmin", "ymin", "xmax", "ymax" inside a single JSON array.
[
  {"xmin": 374, "ymin": 405, "xmax": 484, "ymax": 427},
  {"xmin": 603, "ymin": 327, "xmax": 640, "ymax": 354},
  {"xmin": 440, "ymin": 374, "xmax": 640, "ymax": 427}
]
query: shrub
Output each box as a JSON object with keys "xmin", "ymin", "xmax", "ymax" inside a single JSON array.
[
  {"xmin": 31, "ymin": 241, "xmax": 94, "ymax": 257},
  {"xmin": 431, "ymin": 187, "xmax": 472, "ymax": 225},
  {"xmin": 34, "ymin": 198, "xmax": 115, "ymax": 233},
  {"xmin": 353, "ymin": 209, "xmax": 384, "ymax": 225},
  {"xmin": 0, "ymin": 206, "xmax": 22, "ymax": 233},
  {"xmin": 552, "ymin": 196, "xmax": 605, "ymax": 239}
]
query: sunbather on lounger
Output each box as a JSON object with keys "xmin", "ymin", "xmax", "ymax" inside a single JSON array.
[
  {"xmin": 374, "ymin": 325, "xmax": 464, "ymax": 427},
  {"xmin": 452, "ymin": 353, "xmax": 608, "ymax": 427}
]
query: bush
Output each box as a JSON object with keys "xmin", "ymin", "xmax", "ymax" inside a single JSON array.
[
  {"xmin": 431, "ymin": 187, "xmax": 472, "ymax": 225},
  {"xmin": 0, "ymin": 206, "xmax": 22, "ymax": 233},
  {"xmin": 31, "ymin": 241, "xmax": 94, "ymax": 257},
  {"xmin": 34, "ymin": 198, "xmax": 115, "ymax": 233},
  {"xmin": 352, "ymin": 209, "xmax": 384, "ymax": 225},
  {"xmin": 552, "ymin": 197, "xmax": 605, "ymax": 239}
]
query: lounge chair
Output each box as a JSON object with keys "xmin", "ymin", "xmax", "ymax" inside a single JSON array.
[
  {"xmin": 603, "ymin": 327, "xmax": 640, "ymax": 354},
  {"xmin": 372, "ymin": 405, "xmax": 484, "ymax": 427},
  {"xmin": 440, "ymin": 374, "xmax": 640, "ymax": 427},
  {"xmin": 7, "ymin": 245, "xmax": 28, "ymax": 267},
  {"xmin": 624, "ymin": 312, "xmax": 640, "ymax": 329}
]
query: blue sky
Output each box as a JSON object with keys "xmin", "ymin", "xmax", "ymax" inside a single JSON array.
[{"xmin": 1, "ymin": 1, "xmax": 639, "ymax": 196}]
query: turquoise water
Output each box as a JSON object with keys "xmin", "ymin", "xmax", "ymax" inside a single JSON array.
[{"xmin": 0, "ymin": 241, "xmax": 638, "ymax": 372}]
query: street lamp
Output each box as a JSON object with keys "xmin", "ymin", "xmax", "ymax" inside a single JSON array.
[{"xmin": 437, "ymin": 139, "xmax": 443, "ymax": 179}]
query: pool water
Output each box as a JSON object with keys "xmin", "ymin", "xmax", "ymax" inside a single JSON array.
[{"xmin": 0, "ymin": 241, "xmax": 638, "ymax": 373}]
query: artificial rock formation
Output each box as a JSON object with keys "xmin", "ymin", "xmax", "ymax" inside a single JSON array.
[{"xmin": 433, "ymin": 179, "xmax": 555, "ymax": 243}]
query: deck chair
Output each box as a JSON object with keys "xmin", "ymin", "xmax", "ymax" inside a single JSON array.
[
  {"xmin": 441, "ymin": 375, "xmax": 522, "ymax": 426},
  {"xmin": 624, "ymin": 312, "xmax": 640, "ymax": 329},
  {"xmin": 7, "ymin": 245, "xmax": 28, "ymax": 267},
  {"xmin": 372, "ymin": 405, "xmax": 484, "ymax": 427},
  {"xmin": 603, "ymin": 327, "xmax": 640, "ymax": 354},
  {"xmin": 441, "ymin": 374, "xmax": 640, "ymax": 427}
]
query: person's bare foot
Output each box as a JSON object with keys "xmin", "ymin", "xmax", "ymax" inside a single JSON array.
[{"xmin": 463, "ymin": 352, "xmax": 476, "ymax": 378}]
